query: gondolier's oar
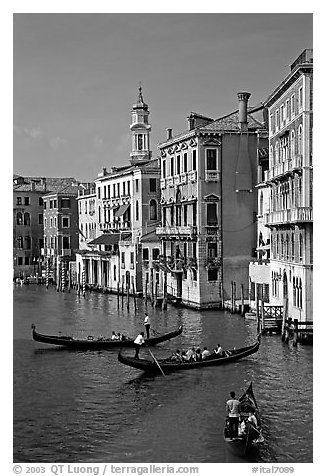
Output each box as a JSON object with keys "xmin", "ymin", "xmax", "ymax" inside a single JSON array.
[{"xmin": 145, "ymin": 345, "xmax": 165, "ymax": 377}]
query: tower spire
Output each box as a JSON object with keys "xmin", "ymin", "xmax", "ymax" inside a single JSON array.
[{"xmin": 130, "ymin": 83, "xmax": 151, "ymax": 164}]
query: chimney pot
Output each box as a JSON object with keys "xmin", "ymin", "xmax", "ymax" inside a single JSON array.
[
  {"xmin": 167, "ymin": 128, "xmax": 173, "ymax": 140},
  {"xmin": 237, "ymin": 92, "xmax": 251, "ymax": 128}
]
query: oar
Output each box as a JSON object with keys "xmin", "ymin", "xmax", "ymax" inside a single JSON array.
[{"xmin": 145, "ymin": 345, "xmax": 166, "ymax": 377}]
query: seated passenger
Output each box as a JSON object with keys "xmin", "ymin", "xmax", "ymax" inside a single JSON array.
[
  {"xmin": 181, "ymin": 351, "xmax": 187, "ymax": 362},
  {"xmin": 170, "ymin": 349, "xmax": 182, "ymax": 362},
  {"xmin": 239, "ymin": 418, "xmax": 247, "ymax": 435},
  {"xmin": 111, "ymin": 331, "xmax": 119, "ymax": 340},
  {"xmin": 117, "ymin": 332, "xmax": 122, "ymax": 340},
  {"xmin": 202, "ymin": 347, "xmax": 210, "ymax": 359},
  {"xmin": 185, "ymin": 347, "xmax": 196, "ymax": 361},
  {"xmin": 215, "ymin": 344, "xmax": 223, "ymax": 357},
  {"xmin": 248, "ymin": 411, "xmax": 258, "ymax": 427},
  {"xmin": 195, "ymin": 348, "xmax": 202, "ymax": 361}
]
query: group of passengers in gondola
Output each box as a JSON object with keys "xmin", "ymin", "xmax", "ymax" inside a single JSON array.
[{"xmin": 168, "ymin": 343, "xmax": 235, "ymax": 362}]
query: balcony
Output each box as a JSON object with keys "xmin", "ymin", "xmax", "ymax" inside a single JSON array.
[
  {"xmin": 99, "ymin": 221, "xmax": 131, "ymax": 232},
  {"xmin": 166, "ymin": 177, "xmax": 174, "ymax": 187},
  {"xmin": 264, "ymin": 155, "xmax": 303, "ymax": 182},
  {"xmin": 180, "ymin": 173, "xmax": 187, "ymax": 184},
  {"xmin": 160, "ymin": 178, "xmax": 166, "ymax": 189},
  {"xmin": 205, "ymin": 225, "xmax": 220, "ymax": 237},
  {"xmin": 205, "ymin": 171, "xmax": 220, "ymax": 182},
  {"xmin": 188, "ymin": 171, "xmax": 197, "ymax": 183},
  {"xmin": 205, "ymin": 257, "xmax": 221, "ymax": 269},
  {"xmin": 264, "ymin": 207, "xmax": 313, "ymax": 225},
  {"xmin": 61, "ymin": 249, "xmax": 72, "ymax": 257},
  {"xmin": 156, "ymin": 225, "xmax": 197, "ymax": 237},
  {"xmin": 174, "ymin": 175, "xmax": 181, "ymax": 186}
]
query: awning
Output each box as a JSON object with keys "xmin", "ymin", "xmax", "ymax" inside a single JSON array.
[
  {"xmin": 115, "ymin": 203, "xmax": 130, "ymax": 217},
  {"xmin": 88, "ymin": 233, "xmax": 120, "ymax": 245}
]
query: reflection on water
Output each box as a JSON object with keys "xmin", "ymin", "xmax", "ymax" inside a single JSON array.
[{"xmin": 14, "ymin": 285, "xmax": 312, "ymax": 463}]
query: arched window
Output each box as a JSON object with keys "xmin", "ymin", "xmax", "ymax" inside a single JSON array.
[
  {"xmin": 135, "ymin": 200, "xmax": 139, "ymax": 221},
  {"xmin": 259, "ymin": 193, "xmax": 264, "ymax": 216},
  {"xmin": 17, "ymin": 236, "xmax": 23, "ymax": 249},
  {"xmin": 149, "ymin": 199, "xmax": 157, "ymax": 220},
  {"xmin": 290, "ymin": 130, "xmax": 295, "ymax": 158},
  {"xmin": 275, "ymin": 141, "xmax": 279, "ymax": 164},
  {"xmin": 16, "ymin": 212, "xmax": 23, "ymax": 225},
  {"xmin": 24, "ymin": 212, "xmax": 30, "ymax": 226},
  {"xmin": 24, "ymin": 236, "xmax": 31, "ymax": 249},
  {"xmin": 298, "ymin": 125, "xmax": 303, "ymax": 155}
]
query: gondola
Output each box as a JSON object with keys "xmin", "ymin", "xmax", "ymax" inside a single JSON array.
[
  {"xmin": 224, "ymin": 382, "xmax": 264, "ymax": 457},
  {"xmin": 118, "ymin": 338, "xmax": 260, "ymax": 373},
  {"xmin": 31, "ymin": 324, "xmax": 182, "ymax": 349}
]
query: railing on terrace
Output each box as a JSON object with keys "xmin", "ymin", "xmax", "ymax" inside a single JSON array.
[
  {"xmin": 264, "ymin": 206, "xmax": 312, "ymax": 225},
  {"xmin": 156, "ymin": 225, "xmax": 197, "ymax": 236}
]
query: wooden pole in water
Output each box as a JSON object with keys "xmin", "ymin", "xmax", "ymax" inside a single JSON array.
[
  {"xmin": 220, "ymin": 281, "xmax": 224, "ymax": 309},
  {"xmin": 151, "ymin": 270, "xmax": 154, "ymax": 307},
  {"xmin": 162, "ymin": 270, "xmax": 167, "ymax": 310},
  {"xmin": 255, "ymin": 283, "xmax": 260, "ymax": 334},
  {"xmin": 231, "ymin": 281, "xmax": 234, "ymax": 313},
  {"xmin": 233, "ymin": 281, "xmax": 237, "ymax": 313},
  {"xmin": 126, "ymin": 284, "xmax": 130, "ymax": 312},
  {"xmin": 281, "ymin": 298, "xmax": 287, "ymax": 341},
  {"xmin": 240, "ymin": 284, "xmax": 245, "ymax": 316},
  {"xmin": 56, "ymin": 258, "xmax": 60, "ymax": 292},
  {"xmin": 145, "ymin": 274, "xmax": 148, "ymax": 305},
  {"xmin": 117, "ymin": 283, "xmax": 120, "ymax": 309},
  {"xmin": 154, "ymin": 278, "xmax": 158, "ymax": 308},
  {"xmin": 45, "ymin": 259, "xmax": 49, "ymax": 289},
  {"xmin": 285, "ymin": 317, "xmax": 291, "ymax": 344},
  {"xmin": 132, "ymin": 282, "xmax": 137, "ymax": 311},
  {"xmin": 261, "ymin": 297, "xmax": 265, "ymax": 333},
  {"xmin": 121, "ymin": 284, "xmax": 124, "ymax": 309},
  {"xmin": 68, "ymin": 265, "xmax": 71, "ymax": 293},
  {"xmin": 293, "ymin": 318, "xmax": 298, "ymax": 347}
]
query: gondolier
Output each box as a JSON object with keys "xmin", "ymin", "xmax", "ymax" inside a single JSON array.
[
  {"xmin": 143, "ymin": 312, "xmax": 151, "ymax": 339},
  {"xmin": 226, "ymin": 391, "xmax": 241, "ymax": 439},
  {"xmin": 134, "ymin": 332, "xmax": 145, "ymax": 359}
]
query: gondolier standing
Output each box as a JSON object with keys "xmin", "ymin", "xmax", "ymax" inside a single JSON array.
[
  {"xmin": 226, "ymin": 391, "xmax": 241, "ymax": 439},
  {"xmin": 134, "ymin": 332, "xmax": 145, "ymax": 359},
  {"xmin": 143, "ymin": 312, "xmax": 151, "ymax": 339}
]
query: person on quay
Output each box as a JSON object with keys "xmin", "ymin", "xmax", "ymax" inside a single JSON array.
[
  {"xmin": 226, "ymin": 391, "xmax": 241, "ymax": 439},
  {"xmin": 134, "ymin": 332, "xmax": 145, "ymax": 359},
  {"xmin": 143, "ymin": 312, "xmax": 151, "ymax": 339}
]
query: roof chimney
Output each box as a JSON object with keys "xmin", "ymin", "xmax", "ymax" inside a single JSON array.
[
  {"xmin": 166, "ymin": 128, "xmax": 173, "ymax": 140},
  {"xmin": 237, "ymin": 92, "xmax": 251, "ymax": 131}
]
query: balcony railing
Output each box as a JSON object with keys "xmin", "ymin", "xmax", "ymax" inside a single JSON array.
[
  {"xmin": 174, "ymin": 175, "xmax": 181, "ymax": 186},
  {"xmin": 205, "ymin": 257, "xmax": 222, "ymax": 269},
  {"xmin": 166, "ymin": 177, "xmax": 174, "ymax": 187},
  {"xmin": 188, "ymin": 171, "xmax": 197, "ymax": 183},
  {"xmin": 180, "ymin": 173, "xmax": 187, "ymax": 184},
  {"xmin": 205, "ymin": 225, "xmax": 220, "ymax": 236},
  {"xmin": 99, "ymin": 221, "xmax": 131, "ymax": 232},
  {"xmin": 156, "ymin": 225, "xmax": 197, "ymax": 237},
  {"xmin": 160, "ymin": 178, "xmax": 166, "ymax": 189},
  {"xmin": 264, "ymin": 206, "xmax": 313, "ymax": 225},
  {"xmin": 205, "ymin": 171, "xmax": 220, "ymax": 182},
  {"xmin": 61, "ymin": 249, "xmax": 72, "ymax": 257},
  {"xmin": 264, "ymin": 155, "xmax": 303, "ymax": 181}
]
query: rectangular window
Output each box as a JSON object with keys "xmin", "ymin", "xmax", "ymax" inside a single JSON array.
[
  {"xmin": 286, "ymin": 99, "xmax": 290, "ymax": 119},
  {"xmin": 170, "ymin": 157, "xmax": 174, "ymax": 176},
  {"xmin": 62, "ymin": 217, "xmax": 69, "ymax": 227},
  {"xmin": 192, "ymin": 150, "xmax": 197, "ymax": 171},
  {"xmin": 62, "ymin": 236, "xmax": 70, "ymax": 249},
  {"xmin": 206, "ymin": 149, "xmax": 217, "ymax": 170},
  {"xmin": 127, "ymin": 181, "xmax": 130, "ymax": 195},
  {"xmin": 43, "ymin": 201, "xmax": 47, "ymax": 210},
  {"xmin": 291, "ymin": 94, "xmax": 295, "ymax": 117},
  {"xmin": 53, "ymin": 200, "xmax": 57, "ymax": 208},
  {"xmin": 270, "ymin": 113, "xmax": 274, "ymax": 134},
  {"xmin": 113, "ymin": 184, "xmax": 116, "ymax": 197},
  {"xmin": 121, "ymin": 252, "xmax": 125, "ymax": 265},
  {"xmin": 208, "ymin": 269, "xmax": 218, "ymax": 281},
  {"xmin": 18, "ymin": 256, "xmax": 23, "ymax": 265},
  {"xmin": 276, "ymin": 110, "xmax": 280, "ymax": 130},
  {"xmin": 117, "ymin": 183, "xmax": 120, "ymax": 197},
  {"xmin": 25, "ymin": 256, "xmax": 30, "ymax": 265},
  {"xmin": 50, "ymin": 200, "xmax": 53, "ymax": 209},
  {"xmin": 162, "ymin": 160, "xmax": 166, "ymax": 178},
  {"xmin": 207, "ymin": 203, "xmax": 218, "ymax": 225},
  {"xmin": 61, "ymin": 198, "xmax": 70, "ymax": 208},
  {"xmin": 24, "ymin": 197, "xmax": 30, "ymax": 205},
  {"xmin": 130, "ymin": 252, "xmax": 134, "ymax": 265},
  {"xmin": 280, "ymin": 104, "xmax": 284, "ymax": 124},
  {"xmin": 299, "ymin": 87, "xmax": 303, "ymax": 110},
  {"xmin": 122, "ymin": 182, "xmax": 126, "ymax": 196},
  {"xmin": 183, "ymin": 153, "xmax": 188, "ymax": 172},
  {"xmin": 176, "ymin": 155, "xmax": 181, "ymax": 174},
  {"xmin": 135, "ymin": 179, "xmax": 139, "ymax": 193},
  {"xmin": 39, "ymin": 238, "xmax": 44, "ymax": 250},
  {"xmin": 183, "ymin": 204, "xmax": 188, "ymax": 226},
  {"xmin": 207, "ymin": 242, "xmax": 218, "ymax": 258},
  {"xmin": 38, "ymin": 214, "xmax": 43, "ymax": 225},
  {"xmin": 149, "ymin": 178, "xmax": 156, "ymax": 192},
  {"xmin": 38, "ymin": 197, "xmax": 43, "ymax": 206},
  {"xmin": 143, "ymin": 248, "xmax": 149, "ymax": 260},
  {"xmin": 16, "ymin": 197, "xmax": 22, "ymax": 205},
  {"xmin": 193, "ymin": 243, "xmax": 197, "ymax": 259}
]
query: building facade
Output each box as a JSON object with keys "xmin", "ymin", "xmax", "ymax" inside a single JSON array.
[
  {"xmin": 156, "ymin": 93, "xmax": 268, "ymax": 309},
  {"xmin": 261, "ymin": 49, "xmax": 313, "ymax": 322},
  {"xmin": 75, "ymin": 87, "xmax": 161, "ymax": 294},
  {"xmin": 13, "ymin": 175, "xmax": 75, "ymax": 279}
]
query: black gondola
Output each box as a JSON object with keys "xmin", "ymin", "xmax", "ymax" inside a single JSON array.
[
  {"xmin": 31, "ymin": 324, "xmax": 182, "ymax": 349},
  {"xmin": 118, "ymin": 338, "xmax": 260, "ymax": 373},
  {"xmin": 224, "ymin": 382, "xmax": 264, "ymax": 457}
]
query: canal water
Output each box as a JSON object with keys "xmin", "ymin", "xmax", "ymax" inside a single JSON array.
[{"xmin": 13, "ymin": 285, "xmax": 313, "ymax": 463}]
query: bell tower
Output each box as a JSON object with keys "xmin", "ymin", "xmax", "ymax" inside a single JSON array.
[{"xmin": 130, "ymin": 84, "xmax": 152, "ymax": 164}]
